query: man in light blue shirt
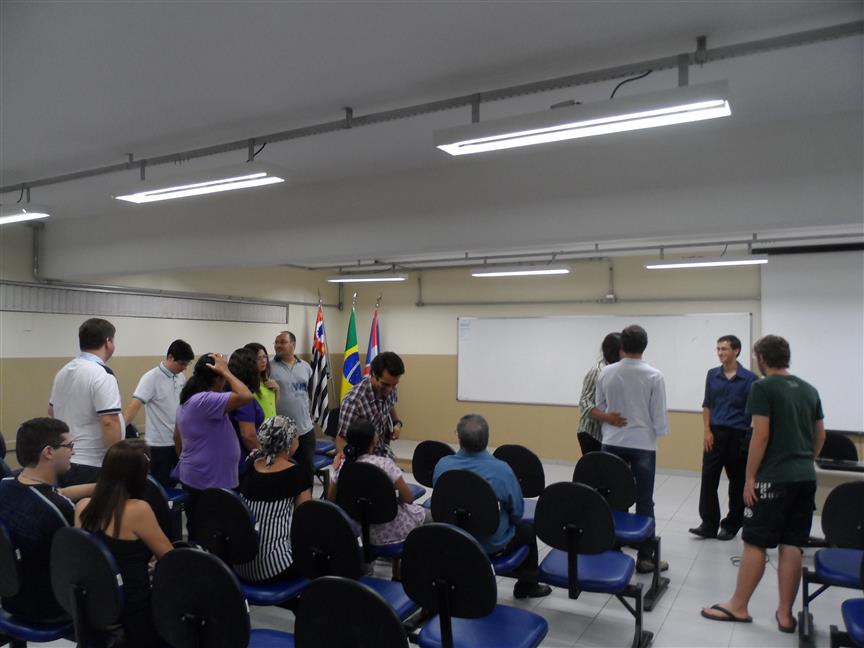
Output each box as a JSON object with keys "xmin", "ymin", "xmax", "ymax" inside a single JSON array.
[
  {"xmin": 596, "ymin": 324, "xmax": 670, "ymax": 574},
  {"xmin": 433, "ymin": 414, "xmax": 551, "ymax": 599}
]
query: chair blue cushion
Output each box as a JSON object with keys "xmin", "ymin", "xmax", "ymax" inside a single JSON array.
[
  {"xmin": 491, "ymin": 544, "xmax": 530, "ymax": 575},
  {"xmin": 313, "ymin": 455, "xmax": 332, "ymax": 471},
  {"xmin": 250, "ymin": 628, "xmax": 296, "ymax": 647},
  {"xmin": 164, "ymin": 486, "xmax": 188, "ymax": 505},
  {"xmin": 241, "ymin": 577, "xmax": 309, "ymax": 606},
  {"xmin": 418, "ymin": 604, "xmax": 548, "ymax": 648},
  {"xmin": 371, "ymin": 541, "xmax": 404, "ymax": 558},
  {"xmin": 315, "ymin": 439, "xmax": 336, "ymax": 455},
  {"xmin": 612, "ymin": 511, "xmax": 655, "ymax": 543},
  {"xmin": 814, "ymin": 548, "xmax": 864, "ymax": 588},
  {"xmin": 842, "ymin": 598, "xmax": 864, "ymax": 647},
  {"xmin": 359, "ymin": 576, "xmax": 420, "ymax": 620},
  {"xmin": 423, "ymin": 498, "xmax": 432, "ymax": 509},
  {"xmin": 0, "ymin": 609, "xmax": 73, "ymax": 643},
  {"xmin": 408, "ymin": 483, "xmax": 427, "ymax": 500},
  {"xmin": 522, "ymin": 499, "xmax": 536, "ymax": 525},
  {"xmin": 538, "ymin": 548, "xmax": 635, "ymax": 592}
]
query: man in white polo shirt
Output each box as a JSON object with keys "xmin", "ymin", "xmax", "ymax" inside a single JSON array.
[
  {"xmin": 124, "ymin": 339, "xmax": 194, "ymax": 487},
  {"xmin": 596, "ymin": 324, "xmax": 670, "ymax": 574},
  {"xmin": 49, "ymin": 318, "xmax": 124, "ymax": 486}
]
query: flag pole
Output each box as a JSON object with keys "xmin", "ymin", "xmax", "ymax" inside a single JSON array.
[{"xmin": 319, "ymin": 293, "xmax": 337, "ymax": 429}]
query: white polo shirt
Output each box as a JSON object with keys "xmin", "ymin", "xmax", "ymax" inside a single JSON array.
[
  {"xmin": 596, "ymin": 357, "xmax": 670, "ymax": 451},
  {"xmin": 49, "ymin": 352, "xmax": 124, "ymax": 467},
  {"xmin": 132, "ymin": 363, "xmax": 186, "ymax": 447}
]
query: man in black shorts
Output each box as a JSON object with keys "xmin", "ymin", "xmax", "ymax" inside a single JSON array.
[{"xmin": 701, "ymin": 335, "xmax": 825, "ymax": 633}]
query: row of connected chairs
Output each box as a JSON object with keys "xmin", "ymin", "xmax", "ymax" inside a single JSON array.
[{"xmin": 829, "ymin": 556, "xmax": 864, "ymax": 648}]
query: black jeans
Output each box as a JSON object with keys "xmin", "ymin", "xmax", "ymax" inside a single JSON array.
[
  {"xmin": 149, "ymin": 446, "xmax": 179, "ymax": 489},
  {"xmin": 496, "ymin": 521, "xmax": 541, "ymax": 584},
  {"xmin": 698, "ymin": 425, "xmax": 749, "ymax": 533},
  {"xmin": 58, "ymin": 463, "xmax": 101, "ymax": 487}
]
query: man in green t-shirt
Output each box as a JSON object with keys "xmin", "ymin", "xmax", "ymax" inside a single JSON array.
[{"xmin": 701, "ymin": 335, "xmax": 825, "ymax": 633}]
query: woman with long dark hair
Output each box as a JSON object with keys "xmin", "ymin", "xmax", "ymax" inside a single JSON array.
[
  {"xmin": 244, "ymin": 342, "xmax": 279, "ymax": 419},
  {"xmin": 175, "ymin": 352, "xmax": 253, "ymax": 535},
  {"xmin": 228, "ymin": 348, "xmax": 264, "ymax": 463},
  {"xmin": 75, "ymin": 439, "xmax": 172, "ymax": 648}
]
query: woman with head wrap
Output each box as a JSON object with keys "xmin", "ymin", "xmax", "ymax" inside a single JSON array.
[{"xmin": 235, "ymin": 415, "xmax": 312, "ymax": 583}]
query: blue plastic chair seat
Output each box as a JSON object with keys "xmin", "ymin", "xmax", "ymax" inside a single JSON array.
[
  {"xmin": 612, "ymin": 510, "xmax": 655, "ymax": 543},
  {"xmin": 313, "ymin": 455, "xmax": 332, "ymax": 471},
  {"xmin": 0, "ymin": 609, "xmax": 73, "ymax": 643},
  {"xmin": 538, "ymin": 548, "xmax": 635, "ymax": 592},
  {"xmin": 422, "ymin": 498, "xmax": 432, "ymax": 509},
  {"xmin": 241, "ymin": 576, "xmax": 309, "ymax": 606},
  {"xmin": 521, "ymin": 499, "xmax": 536, "ymax": 524},
  {"xmin": 491, "ymin": 544, "xmax": 530, "ymax": 575},
  {"xmin": 315, "ymin": 439, "xmax": 336, "ymax": 455},
  {"xmin": 359, "ymin": 576, "xmax": 420, "ymax": 620},
  {"xmin": 408, "ymin": 482, "xmax": 427, "ymax": 500},
  {"xmin": 418, "ymin": 603, "xmax": 548, "ymax": 648},
  {"xmin": 842, "ymin": 598, "xmax": 864, "ymax": 647},
  {"xmin": 164, "ymin": 486, "xmax": 188, "ymax": 505},
  {"xmin": 814, "ymin": 548, "xmax": 864, "ymax": 588},
  {"xmin": 371, "ymin": 541, "xmax": 404, "ymax": 558},
  {"xmin": 250, "ymin": 628, "xmax": 296, "ymax": 647}
]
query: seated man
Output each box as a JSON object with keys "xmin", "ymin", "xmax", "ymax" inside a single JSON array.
[
  {"xmin": 433, "ymin": 414, "xmax": 551, "ymax": 599},
  {"xmin": 0, "ymin": 418, "xmax": 94, "ymax": 622}
]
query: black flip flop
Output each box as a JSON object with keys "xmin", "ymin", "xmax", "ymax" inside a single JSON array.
[
  {"xmin": 776, "ymin": 612, "xmax": 797, "ymax": 633},
  {"xmin": 701, "ymin": 604, "xmax": 753, "ymax": 623}
]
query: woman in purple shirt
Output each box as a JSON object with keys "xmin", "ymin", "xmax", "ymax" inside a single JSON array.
[{"xmin": 175, "ymin": 352, "xmax": 253, "ymax": 538}]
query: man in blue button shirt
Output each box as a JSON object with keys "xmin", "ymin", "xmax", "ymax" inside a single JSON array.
[
  {"xmin": 433, "ymin": 414, "xmax": 551, "ymax": 599},
  {"xmin": 690, "ymin": 335, "xmax": 757, "ymax": 541}
]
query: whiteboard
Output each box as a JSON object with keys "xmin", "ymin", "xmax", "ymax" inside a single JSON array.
[
  {"xmin": 762, "ymin": 250, "xmax": 864, "ymax": 433},
  {"xmin": 457, "ymin": 313, "xmax": 752, "ymax": 412}
]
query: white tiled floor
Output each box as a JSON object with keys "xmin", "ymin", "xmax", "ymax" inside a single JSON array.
[{"xmin": 38, "ymin": 461, "xmax": 852, "ymax": 647}]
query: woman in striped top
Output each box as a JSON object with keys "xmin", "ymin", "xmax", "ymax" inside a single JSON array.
[{"xmin": 235, "ymin": 415, "xmax": 312, "ymax": 582}]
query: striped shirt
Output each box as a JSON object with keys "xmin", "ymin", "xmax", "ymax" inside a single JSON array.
[
  {"xmin": 577, "ymin": 361, "xmax": 606, "ymax": 442},
  {"xmin": 336, "ymin": 376, "xmax": 398, "ymax": 459},
  {"xmin": 235, "ymin": 463, "xmax": 311, "ymax": 581}
]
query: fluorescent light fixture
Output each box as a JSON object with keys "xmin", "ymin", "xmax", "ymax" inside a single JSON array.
[
  {"xmin": 472, "ymin": 264, "xmax": 571, "ymax": 277},
  {"xmin": 645, "ymin": 255, "xmax": 768, "ymax": 269},
  {"xmin": 327, "ymin": 273, "xmax": 408, "ymax": 283},
  {"xmin": 0, "ymin": 205, "xmax": 51, "ymax": 226},
  {"xmin": 436, "ymin": 81, "xmax": 731, "ymax": 155},
  {"xmin": 114, "ymin": 164, "xmax": 285, "ymax": 204}
]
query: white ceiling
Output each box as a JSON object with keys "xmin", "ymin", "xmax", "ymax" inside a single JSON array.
[{"xmin": 1, "ymin": 1, "xmax": 862, "ymax": 277}]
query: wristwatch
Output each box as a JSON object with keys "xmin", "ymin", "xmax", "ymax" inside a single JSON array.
[{"xmin": 393, "ymin": 419, "xmax": 403, "ymax": 428}]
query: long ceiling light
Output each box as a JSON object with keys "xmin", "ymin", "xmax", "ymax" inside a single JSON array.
[
  {"xmin": 114, "ymin": 164, "xmax": 285, "ymax": 204},
  {"xmin": 327, "ymin": 273, "xmax": 408, "ymax": 283},
  {"xmin": 472, "ymin": 264, "xmax": 571, "ymax": 277},
  {"xmin": 435, "ymin": 81, "xmax": 731, "ymax": 156},
  {"xmin": 645, "ymin": 255, "xmax": 768, "ymax": 269},
  {"xmin": 0, "ymin": 205, "xmax": 51, "ymax": 226}
]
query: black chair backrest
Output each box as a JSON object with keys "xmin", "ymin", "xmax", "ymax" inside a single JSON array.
[
  {"xmin": 324, "ymin": 407, "xmax": 340, "ymax": 439},
  {"xmin": 431, "ymin": 469, "xmax": 500, "ymax": 538},
  {"xmin": 822, "ymin": 481, "xmax": 864, "ymax": 548},
  {"xmin": 0, "ymin": 520, "xmax": 21, "ymax": 597},
  {"xmin": 534, "ymin": 481, "xmax": 616, "ymax": 555},
  {"xmin": 401, "ymin": 523, "xmax": 497, "ymax": 619},
  {"xmin": 195, "ymin": 488, "xmax": 259, "ymax": 565},
  {"xmin": 493, "ymin": 444, "xmax": 545, "ymax": 498},
  {"xmin": 144, "ymin": 476, "xmax": 175, "ymax": 540},
  {"xmin": 295, "ymin": 576, "xmax": 409, "ymax": 648},
  {"xmin": 0, "ymin": 435, "xmax": 6, "ymax": 460},
  {"xmin": 412, "ymin": 440, "xmax": 455, "ymax": 487},
  {"xmin": 152, "ymin": 547, "xmax": 252, "ymax": 648},
  {"xmin": 335, "ymin": 461, "xmax": 398, "ymax": 525},
  {"xmin": 0, "ymin": 459, "xmax": 12, "ymax": 479},
  {"xmin": 50, "ymin": 528, "xmax": 124, "ymax": 634},
  {"xmin": 820, "ymin": 431, "xmax": 859, "ymax": 462},
  {"xmin": 572, "ymin": 451, "xmax": 636, "ymax": 512},
  {"xmin": 291, "ymin": 500, "xmax": 364, "ymax": 580}
]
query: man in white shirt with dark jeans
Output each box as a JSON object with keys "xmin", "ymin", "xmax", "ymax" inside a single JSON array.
[{"xmin": 596, "ymin": 324, "xmax": 670, "ymax": 574}]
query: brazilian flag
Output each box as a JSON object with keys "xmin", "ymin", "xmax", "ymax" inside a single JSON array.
[{"xmin": 340, "ymin": 308, "xmax": 361, "ymax": 401}]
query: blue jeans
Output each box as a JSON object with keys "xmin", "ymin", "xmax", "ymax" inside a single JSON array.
[{"xmin": 602, "ymin": 443, "xmax": 656, "ymax": 517}]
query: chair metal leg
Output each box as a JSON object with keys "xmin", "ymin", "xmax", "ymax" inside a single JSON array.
[
  {"xmin": 643, "ymin": 536, "xmax": 669, "ymax": 611},
  {"xmin": 798, "ymin": 566, "xmax": 828, "ymax": 646},
  {"xmin": 829, "ymin": 624, "xmax": 851, "ymax": 648},
  {"xmin": 617, "ymin": 583, "xmax": 654, "ymax": 648}
]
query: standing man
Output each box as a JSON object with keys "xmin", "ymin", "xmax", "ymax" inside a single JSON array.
[
  {"xmin": 702, "ymin": 335, "xmax": 824, "ymax": 632},
  {"xmin": 49, "ymin": 318, "xmax": 124, "ymax": 486},
  {"xmin": 690, "ymin": 335, "xmax": 757, "ymax": 541},
  {"xmin": 271, "ymin": 331, "xmax": 316, "ymax": 482},
  {"xmin": 596, "ymin": 324, "xmax": 670, "ymax": 574},
  {"xmin": 336, "ymin": 351, "xmax": 405, "ymax": 460},
  {"xmin": 124, "ymin": 339, "xmax": 194, "ymax": 487}
]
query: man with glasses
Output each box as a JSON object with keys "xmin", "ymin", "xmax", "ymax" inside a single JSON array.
[
  {"xmin": 0, "ymin": 418, "xmax": 95, "ymax": 623},
  {"xmin": 124, "ymin": 339, "xmax": 194, "ymax": 487},
  {"xmin": 49, "ymin": 318, "xmax": 124, "ymax": 486},
  {"xmin": 336, "ymin": 351, "xmax": 405, "ymax": 459}
]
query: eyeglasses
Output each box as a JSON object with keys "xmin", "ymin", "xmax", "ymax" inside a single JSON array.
[{"xmin": 52, "ymin": 442, "xmax": 75, "ymax": 450}]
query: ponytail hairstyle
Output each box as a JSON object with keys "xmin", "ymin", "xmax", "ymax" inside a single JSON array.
[
  {"xmin": 79, "ymin": 439, "xmax": 150, "ymax": 539},
  {"xmin": 343, "ymin": 418, "xmax": 376, "ymax": 463},
  {"xmin": 179, "ymin": 354, "xmax": 222, "ymax": 405},
  {"xmin": 229, "ymin": 347, "xmax": 261, "ymax": 394}
]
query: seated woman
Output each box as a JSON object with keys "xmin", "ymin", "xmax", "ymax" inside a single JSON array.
[
  {"xmin": 75, "ymin": 439, "xmax": 173, "ymax": 648},
  {"xmin": 329, "ymin": 418, "xmax": 426, "ymax": 574},
  {"xmin": 235, "ymin": 415, "xmax": 312, "ymax": 582},
  {"xmin": 175, "ymin": 352, "xmax": 254, "ymax": 536},
  {"xmin": 244, "ymin": 342, "xmax": 280, "ymax": 419}
]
